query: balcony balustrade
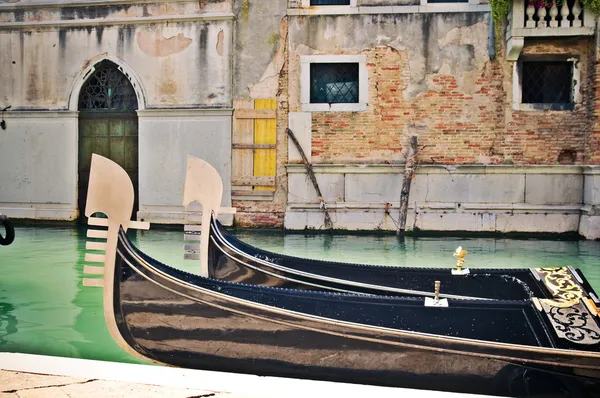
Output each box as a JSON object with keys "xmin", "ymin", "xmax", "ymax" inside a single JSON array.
[{"xmin": 506, "ymin": 0, "xmax": 595, "ymax": 60}]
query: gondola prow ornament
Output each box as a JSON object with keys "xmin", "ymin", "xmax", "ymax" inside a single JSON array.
[
  {"xmin": 82, "ymin": 154, "xmax": 153, "ymax": 363},
  {"xmin": 182, "ymin": 155, "xmax": 236, "ymax": 277}
]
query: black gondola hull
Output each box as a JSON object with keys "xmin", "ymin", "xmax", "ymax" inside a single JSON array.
[
  {"xmin": 115, "ymin": 230, "xmax": 600, "ymax": 397},
  {"xmin": 208, "ymin": 218, "xmax": 582, "ymax": 301}
]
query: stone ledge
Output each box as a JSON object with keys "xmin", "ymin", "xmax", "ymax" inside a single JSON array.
[
  {"xmin": 286, "ymin": 163, "xmax": 584, "ymax": 175},
  {"xmin": 0, "ymin": 13, "xmax": 234, "ymax": 29},
  {"xmin": 137, "ymin": 108, "xmax": 234, "ymax": 118},
  {"xmin": 287, "ymin": 202, "xmax": 583, "ymax": 213},
  {"xmin": 0, "ymin": 0, "xmax": 197, "ymax": 10},
  {"xmin": 3, "ymin": 111, "xmax": 78, "ymax": 118}
]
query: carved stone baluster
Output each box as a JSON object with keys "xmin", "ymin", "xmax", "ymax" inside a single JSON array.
[
  {"xmin": 560, "ymin": 0, "xmax": 570, "ymax": 27},
  {"xmin": 572, "ymin": 0, "xmax": 582, "ymax": 27},
  {"xmin": 549, "ymin": 3, "xmax": 559, "ymax": 27},
  {"xmin": 526, "ymin": 3, "xmax": 537, "ymax": 27},
  {"xmin": 537, "ymin": 5, "xmax": 548, "ymax": 27}
]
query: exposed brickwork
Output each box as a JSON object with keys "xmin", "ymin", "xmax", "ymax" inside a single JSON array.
[
  {"xmin": 504, "ymin": 39, "xmax": 592, "ymax": 164},
  {"xmin": 588, "ymin": 35, "xmax": 600, "ymax": 164},
  {"xmin": 307, "ymin": 38, "xmax": 594, "ymax": 166},
  {"xmin": 234, "ymin": 211, "xmax": 285, "ymax": 228}
]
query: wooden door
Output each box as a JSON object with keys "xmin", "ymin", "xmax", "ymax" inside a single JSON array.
[
  {"xmin": 232, "ymin": 99, "xmax": 277, "ymax": 196},
  {"xmin": 77, "ymin": 60, "xmax": 139, "ymax": 219},
  {"xmin": 78, "ymin": 112, "xmax": 138, "ymax": 219}
]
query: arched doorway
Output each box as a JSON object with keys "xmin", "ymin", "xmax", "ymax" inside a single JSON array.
[{"xmin": 78, "ymin": 60, "xmax": 139, "ymax": 220}]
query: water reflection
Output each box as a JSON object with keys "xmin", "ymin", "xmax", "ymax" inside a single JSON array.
[{"xmin": 0, "ymin": 302, "xmax": 18, "ymax": 346}]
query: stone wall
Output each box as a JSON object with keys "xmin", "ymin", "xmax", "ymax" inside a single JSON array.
[{"xmin": 286, "ymin": 164, "xmax": 585, "ymax": 233}]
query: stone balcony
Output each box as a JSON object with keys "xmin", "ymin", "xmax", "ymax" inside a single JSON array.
[{"xmin": 506, "ymin": 0, "xmax": 595, "ymax": 60}]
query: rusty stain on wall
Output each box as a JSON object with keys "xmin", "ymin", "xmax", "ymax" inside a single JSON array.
[
  {"xmin": 241, "ymin": 0, "xmax": 250, "ymax": 23},
  {"xmin": 216, "ymin": 29, "xmax": 224, "ymax": 56},
  {"xmin": 137, "ymin": 30, "xmax": 192, "ymax": 57},
  {"xmin": 158, "ymin": 79, "xmax": 177, "ymax": 96},
  {"xmin": 81, "ymin": 52, "xmax": 109, "ymax": 70}
]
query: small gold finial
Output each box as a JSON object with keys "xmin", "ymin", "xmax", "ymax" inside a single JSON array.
[
  {"xmin": 434, "ymin": 280, "xmax": 441, "ymax": 303},
  {"xmin": 453, "ymin": 246, "xmax": 468, "ymax": 272}
]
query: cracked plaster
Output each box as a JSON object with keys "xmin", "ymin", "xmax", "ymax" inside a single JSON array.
[{"xmin": 288, "ymin": 14, "xmax": 490, "ymax": 104}]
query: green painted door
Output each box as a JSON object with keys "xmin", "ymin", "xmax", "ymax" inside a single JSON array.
[
  {"xmin": 78, "ymin": 112, "xmax": 138, "ymax": 219},
  {"xmin": 77, "ymin": 60, "xmax": 139, "ymax": 220}
]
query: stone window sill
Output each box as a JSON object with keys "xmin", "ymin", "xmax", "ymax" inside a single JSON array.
[{"xmin": 514, "ymin": 103, "xmax": 574, "ymax": 111}]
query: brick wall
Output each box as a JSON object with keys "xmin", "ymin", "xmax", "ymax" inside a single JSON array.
[{"xmin": 309, "ymin": 38, "xmax": 594, "ymax": 165}]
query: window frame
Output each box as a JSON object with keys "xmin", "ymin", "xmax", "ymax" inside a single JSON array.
[
  {"xmin": 301, "ymin": 0, "xmax": 357, "ymax": 7},
  {"xmin": 513, "ymin": 55, "xmax": 580, "ymax": 111},
  {"xmin": 301, "ymin": 54, "xmax": 368, "ymax": 112}
]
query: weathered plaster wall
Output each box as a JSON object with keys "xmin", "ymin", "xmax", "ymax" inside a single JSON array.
[
  {"xmin": 0, "ymin": 8, "xmax": 232, "ymax": 109},
  {"xmin": 0, "ymin": 0, "xmax": 234, "ymax": 221},
  {"xmin": 137, "ymin": 109, "xmax": 233, "ymax": 224},
  {"xmin": 233, "ymin": 0, "xmax": 287, "ymax": 99},
  {"xmin": 0, "ymin": 111, "xmax": 78, "ymax": 219}
]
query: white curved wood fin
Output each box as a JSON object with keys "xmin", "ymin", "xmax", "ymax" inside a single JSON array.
[
  {"xmin": 85, "ymin": 154, "xmax": 135, "ymax": 231},
  {"xmin": 183, "ymin": 155, "xmax": 225, "ymax": 277},
  {"xmin": 83, "ymin": 153, "xmax": 155, "ymax": 364}
]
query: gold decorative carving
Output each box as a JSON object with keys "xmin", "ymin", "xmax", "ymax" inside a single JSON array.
[
  {"xmin": 534, "ymin": 267, "xmax": 584, "ymax": 305},
  {"xmin": 534, "ymin": 268, "xmax": 600, "ymax": 345}
]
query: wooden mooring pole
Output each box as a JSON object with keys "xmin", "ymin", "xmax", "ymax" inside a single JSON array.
[
  {"xmin": 397, "ymin": 136, "xmax": 418, "ymax": 237},
  {"xmin": 286, "ymin": 128, "xmax": 333, "ymax": 230}
]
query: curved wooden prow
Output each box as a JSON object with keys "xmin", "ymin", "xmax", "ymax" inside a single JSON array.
[
  {"xmin": 82, "ymin": 154, "xmax": 151, "ymax": 362},
  {"xmin": 83, "ymin": 154, "xmax": 149, "ymax": 282},
  {"xmin": 183, "ymin": 155, "xmax": 235, "ymax": 277},
  {"xmin": 85, "ymin": 154, "xmax": 136, "ymax": 228}
]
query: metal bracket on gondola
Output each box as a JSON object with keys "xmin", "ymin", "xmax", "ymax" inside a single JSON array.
[
  {"xmin": 584, "ymin": 298, "xmax": 600, "ymax": 317},
  {"xmin": 83, "ymin": 215, "xmax": 150, "ymax": 287},
  {"xmin": 183, "ymin": 207, "xmax": 236, "ymax": 261},
  {"xmin": 425, "ymin": 281, "xmax": 449, "ymax": 307},
  {"xmin": 451, "ymin": 246, "xmax": 470, "ymax": 275}
]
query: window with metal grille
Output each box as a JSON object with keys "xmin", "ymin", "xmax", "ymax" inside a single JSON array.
[
  {"xmin": 310, "ymin": 0, "xmax": 350, "ymax": 4},
  {"xmin": 310, "ymin": 63, "xmax": 359, "ymax": 104},
  {"xmin": 79, "ymin": 61, "xmax": 138, "ymax": 111},
  {"xmin": 522, "ymin": 62, "xmax": 573, "ymax": 104}
]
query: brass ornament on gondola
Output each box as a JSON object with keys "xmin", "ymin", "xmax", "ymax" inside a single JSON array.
[{"xmin": 451, "ymin": 246, "xmax": 470, "ymax": 275}]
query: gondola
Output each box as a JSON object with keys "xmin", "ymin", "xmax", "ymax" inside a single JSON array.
[
  {"xmin": 182, "ymin": 156, "xmax": 600, "ymax": 303},
  {"xmin": 84, "ymin": 154, "xmax": 600, "ymax": 397}
]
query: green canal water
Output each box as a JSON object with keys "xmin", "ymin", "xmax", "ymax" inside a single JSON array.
[{"xmin": 1, "ymin": 225, "xmax": 600, "ymax": 365}]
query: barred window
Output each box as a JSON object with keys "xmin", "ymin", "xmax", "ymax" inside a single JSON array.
[
  {"xmin": 522, "ymin": 62, "xmax": 573, "ymax": 104},
  {"xmin": 310, "ymin": 0, "xmax": 350, "ymax": 4},
  {"xmin": 310, "ymin": 63, "xmax": 359, "ymax": 104}
]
